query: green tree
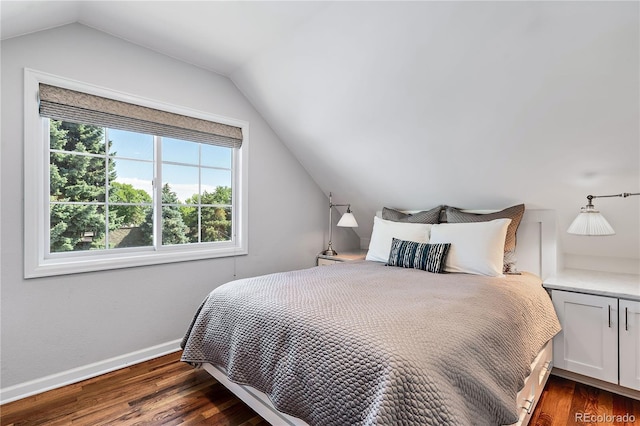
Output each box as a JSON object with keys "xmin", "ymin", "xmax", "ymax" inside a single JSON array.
[
  {"xmin": 182, "ymin": 186, "xmax": 232, "ymax": 242},
  {"xmin": 109, "ymin": 182, "xmax": 152, "ymax": 226},
  {"xmin": 49, "ymin": 120, "xmax": 115, "ymax": 252},
  {"xmin": 140, "ymin": 184, "xmax": 189, "ymax": 245},
  {"xmin": 179, "ymin": 203, "xmax": 198, "ymax": 243}
]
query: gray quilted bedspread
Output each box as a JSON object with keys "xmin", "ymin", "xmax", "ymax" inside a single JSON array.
[{"xmin": 181, "ymin": 261, "xmax": 561, "ymax": 426}]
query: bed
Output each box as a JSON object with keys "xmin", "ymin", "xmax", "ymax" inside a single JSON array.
[{"xmin": 181, "ymin": 208, "xmax": 561, "ymax": 426}]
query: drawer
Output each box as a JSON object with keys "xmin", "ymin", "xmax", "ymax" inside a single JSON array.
[
  {"xmin": 512, "ymin": 340, "xmax": 553, "ymax": 426},
  {"xmin": 317, "ymin": 258, "xmax": 340, "ymax": 266},
  {"xmin": 535, "ymin": 341, "xmax": 553, "ymax": 387}
]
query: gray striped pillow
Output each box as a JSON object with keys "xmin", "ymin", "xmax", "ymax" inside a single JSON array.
[
  {"xmin": 386, "ymin": 238, "xmax": 451, "ymax": 273},
  {"xmin": 382, "ymin": 206, "xmax": 442, "ymax": 224}
]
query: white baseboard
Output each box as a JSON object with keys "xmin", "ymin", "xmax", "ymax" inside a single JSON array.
[{"xmin": 0, "ymin": 339, "xmax": 182, "ymax": 405}]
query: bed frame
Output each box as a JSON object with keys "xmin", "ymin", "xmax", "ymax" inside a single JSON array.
[{"xmin": 201, "ymin": 209, "xmax": 558, "ymax": 426}]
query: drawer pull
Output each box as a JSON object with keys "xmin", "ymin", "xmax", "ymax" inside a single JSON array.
[
  {"xmin": 522, "ymin": 397, "xmax": 535, "ymax": 415},
  {"xmin": 608, "ymin": 305, "xmax": 612, "ymax": 328},
  {"xmin": 625, "ymin": 307, "xmax": 629, "ymax": 331}
]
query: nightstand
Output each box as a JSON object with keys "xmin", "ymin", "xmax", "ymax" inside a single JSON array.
[
  {"xmin": 316, "ymin": 250, "xmax": 367, "ymax": 266},
  {"xmin": 543, "ymin": 269, "xmax": 640, "ymax": 397}
]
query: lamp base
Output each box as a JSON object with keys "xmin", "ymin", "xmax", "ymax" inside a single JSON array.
[{"xmin": 322, "ymin": 248, "xmax": 338, "ymax": 256}]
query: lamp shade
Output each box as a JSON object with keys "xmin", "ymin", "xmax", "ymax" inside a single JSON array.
[
  {"xmin": 567, "ymin": 206, "xmax": 615, "ymax": 236},
  {"xmin": 337, "ymin": 212, "xmax": 358, "ymax": 228}
]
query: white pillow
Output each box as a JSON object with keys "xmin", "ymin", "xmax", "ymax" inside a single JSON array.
[
  {"xmin": 365, "ymin": 216, "xmax": 432, "ymax": 262},
  {"xmin": 429, "ymin": 218, "xmax": 511, "ymax": 277}
]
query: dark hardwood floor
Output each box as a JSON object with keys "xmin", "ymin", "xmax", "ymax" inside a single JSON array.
[
  {"xmin": 530, "ymin": 375, "xmax": 639, "ymax": 426},
  {"xmin": 1, "ymin": 351, "xmax": 638, "ymax": 425}
]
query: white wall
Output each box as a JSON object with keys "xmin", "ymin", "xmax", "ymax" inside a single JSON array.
[
  {"xmin": 0, "ymin": 24, "xmax": 359, "ymax": 393},
  {"xmin": 231, "ymin": 1, "xmax": 640, "ymax": 274}
]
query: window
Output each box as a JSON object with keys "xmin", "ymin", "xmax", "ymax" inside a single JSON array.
[
  {"xmin": 25, "ymin": 70, "xmax": 248, "ymax": 277},
  {"xmin": 49, "ymin": 123, "xmax": 234, "ymax": 251}
]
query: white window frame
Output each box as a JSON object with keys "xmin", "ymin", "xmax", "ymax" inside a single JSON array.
[{"xmin": 24, "ymin": 69, "xmax": 249, "ymax": 278}]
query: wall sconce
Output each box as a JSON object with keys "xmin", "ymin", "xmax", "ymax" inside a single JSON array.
[
  {"xmin": 567, "ymin": 192, "xmax": 639, "ymax": 236},
  {"xmin": 323, "ymin": 192, "xmax": 358, "ymax": 255}
]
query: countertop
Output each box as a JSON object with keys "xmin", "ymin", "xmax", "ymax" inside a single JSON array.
[{"xmin": 543, "ymin": 268, "xmax": 640, "ymax": 301}]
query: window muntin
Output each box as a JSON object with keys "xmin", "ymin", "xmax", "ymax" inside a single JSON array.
[{"xmin": 47, "ymin": 119, "xmax": 234, "ymax": 255}]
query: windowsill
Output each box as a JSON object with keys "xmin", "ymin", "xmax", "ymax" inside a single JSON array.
[{"xmin": 26, "ymin": 245, "xmax": 248, "ymax": 278}]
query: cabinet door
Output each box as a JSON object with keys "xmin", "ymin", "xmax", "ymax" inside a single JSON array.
[
  {"xmin": 552, "ymin": 290, "xmax": 618, "ymax": 384},
  {"xmin": 619, "ymin": 299, "xmax": 640, "ymax": 391}
]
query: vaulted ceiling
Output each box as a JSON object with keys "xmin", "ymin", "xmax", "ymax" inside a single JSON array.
[{"xmin": 2, "ymin": 1, "xmax": 639, "ymax": 264}]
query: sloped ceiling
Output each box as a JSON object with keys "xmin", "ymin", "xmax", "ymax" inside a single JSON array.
[
  {"xmin": 2, "ymin": 1, "xmax": 639, "ymax": 266},
  {"xmin": 0, "ymin": 1, "xmax": 328, "ymax": 74}
]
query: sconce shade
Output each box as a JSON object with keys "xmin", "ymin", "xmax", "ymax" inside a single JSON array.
[
  {"xmin": 337, "ymin": 212, "xmax": 358, "ymax": 228},
  {"xmin": 567, "ymin": 206, "xmax": 615, "ymax": 236}
]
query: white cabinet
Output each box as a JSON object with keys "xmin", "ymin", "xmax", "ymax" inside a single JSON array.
[
  {"xmin": 551, "ymin": 291, "xmax": 618, "ymax": 383},
  {"xmin": 619, "ymin": 299, "xmax": 640, "ymax": 390},
  {"xmin": 551, "ymin": 289, "xmax": 640, "ymax": 391}
]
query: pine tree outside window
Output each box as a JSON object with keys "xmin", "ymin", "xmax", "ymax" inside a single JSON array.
[{"xmin": 24, "ymin": 70, "xmax": 249, "ymax": 278}]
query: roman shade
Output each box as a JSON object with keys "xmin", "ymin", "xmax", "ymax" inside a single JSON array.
[{"xmin": 38, "ymin": 83, "xmax": 243, "ymax": 148}]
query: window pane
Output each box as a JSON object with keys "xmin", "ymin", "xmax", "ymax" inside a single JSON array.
[
  {"xmin": 201, "ymin": 186, "xmax": 232, "ymax": 207},
  {"xmin": 109, "ymin": 206, "xmax": 153, "ymax": 248},
  {"xmin": 201, "ymin": 207, "xmax": 232, "ymax": 242},
  {"xmin": 108, "ymin": 128, "xmax": 153, "ymax": 161},
  {"xmin": 50, "ymin": 153, "xmax": 106, "ymax": 202},
  {"xmin": 110, "ymin": 200, "xmax": 153, "ymax": 227},
  {"xmin": 162, "ymin": 164, "xmax": 198, "ymax": 204},
  {"xmin": 180, "ymin": 205, "xmax": 199, "ymax": 243},
  {"xmin": 49, "ymin": 120, "xmax": 105, "ymax": 154},
  {"xmin": 201, "ymin": 169, "xmax": 231, "ymax": 201},
  {"xmin": 50, "ymin": 204, "xmax": 106, "ymax": 252},
  {"xmin": 202, "ymin": 144, "xmax": 232, "ymax": 169},
  {"xmin": 161, "ymin": 206, "xmax": 190, "ymax": 245},
  {"xmin": 110, "ymin": 159, "xmax": 153, "ymax": 202},
  {"xmin": 162, "ymin": 137, "xmax": 198, "ymax": 165}
]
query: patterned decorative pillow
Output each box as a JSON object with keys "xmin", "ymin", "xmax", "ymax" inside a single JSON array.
[
  {"xmin": 382, "ymin": 206, "xmax": 443, "ymax": 224},
  {"xmin": 386, "ymin": 238, "xmax": 451, "ymax": 273},
  {"xmin": 444, "ymin": 204, "xmax": 525, "ymax": 273}
]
